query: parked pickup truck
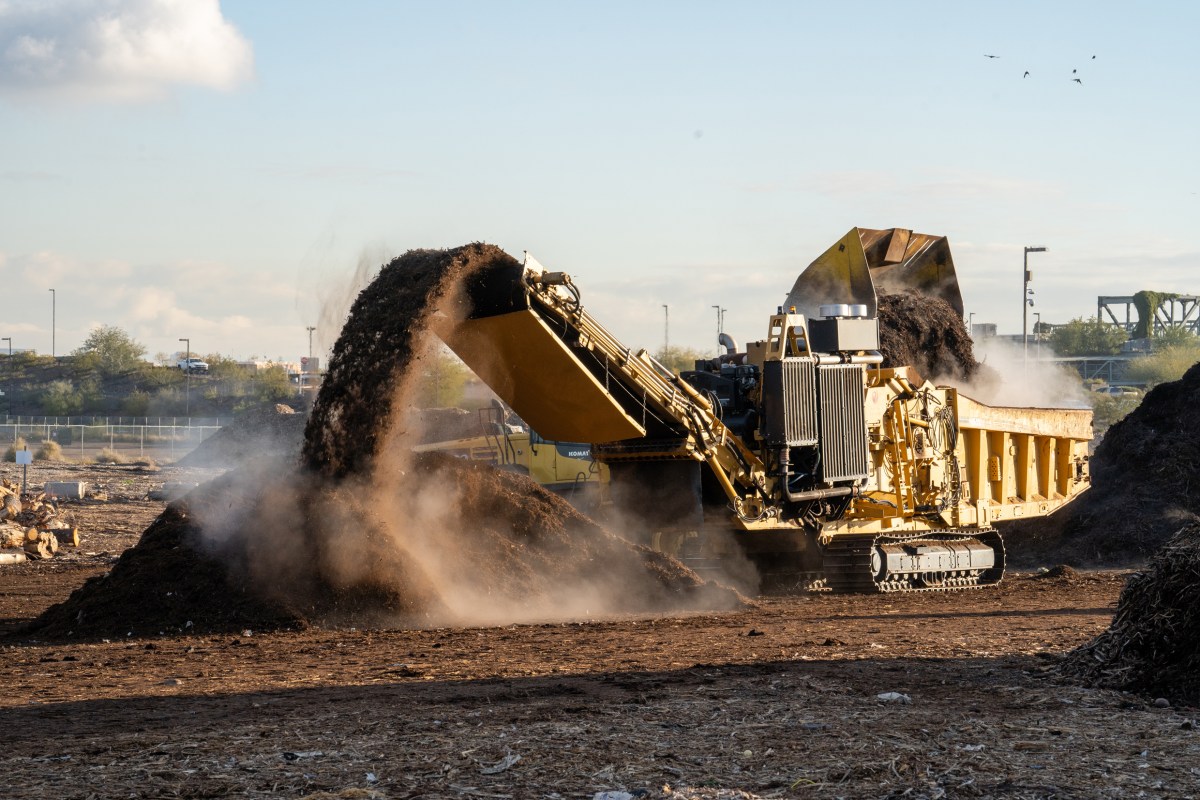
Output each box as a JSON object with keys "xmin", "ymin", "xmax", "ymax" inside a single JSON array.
[{"xmin": 177, "ymin": 357, "xmax": 209, "ymax": 374}]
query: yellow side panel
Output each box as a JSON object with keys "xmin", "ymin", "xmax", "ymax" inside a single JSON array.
[{"xmin": 439, "ymin": 310, "xmax": 647, "ymax": 444}]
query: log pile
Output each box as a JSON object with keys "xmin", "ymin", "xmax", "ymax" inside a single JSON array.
[{"xmin": 0, "ymin": 478, "xmax": 81, "ymax": 561}]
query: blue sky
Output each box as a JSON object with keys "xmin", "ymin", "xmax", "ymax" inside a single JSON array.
[{"xmin": 2, "ymin": 1, "xmax": 1197, "ymax": 362}]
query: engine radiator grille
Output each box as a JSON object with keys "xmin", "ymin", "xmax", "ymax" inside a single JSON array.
[
  {"xmin": 763, "ymin": 357, "xmax": 818, "ymax": 446},
  {"xmin": 818, "ymin": 364, "xmax": 869, "ymax": 482}
]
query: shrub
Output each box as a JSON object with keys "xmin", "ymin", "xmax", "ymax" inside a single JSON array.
[
  {"xmin": 3, "ymin": 437, "xmax": 27, "ymax": 462},
  {"xmin": 91, "ymin": 448, "xmax": 127, "ymax": 464},
  {"xmin": 40, "ymin": 380, "xmax": 85, "ymax": 416},
  {"xmin": 1125, "ymin": 344, "xmax": 1200, "ymax": 389},
  {"xmin": 34, "ymin": 440, "xmax": 67, "ymax": 462},
  {"xmin": 121, "ymin": 389, "xmax": 151, "ymax": 417}
]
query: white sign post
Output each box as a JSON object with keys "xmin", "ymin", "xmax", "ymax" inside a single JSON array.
[{"xmin": 14, "ymin": 448, "xmax": 32, "ymax": 495}]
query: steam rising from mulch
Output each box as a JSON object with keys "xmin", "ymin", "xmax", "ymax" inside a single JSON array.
[{"xmin": 23, "ymin": 243, "xmax": 743, "ymax": 640}]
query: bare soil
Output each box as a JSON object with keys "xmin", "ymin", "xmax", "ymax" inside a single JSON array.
[{"xmin": 4, "ymin": 465, "xmax": 1200, "ymax": 799}]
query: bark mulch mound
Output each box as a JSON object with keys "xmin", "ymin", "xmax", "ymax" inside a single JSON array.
[
  {"xmin": 23, "ymin": 495, "xmax": 305, "ymax": 641},
  {"xmin": 1004, "ymin": 361, "xmax": 1200, "ymax": 568},
  {"xmin": 24, "ymin": 452, "xmax": 742, "ymax": 640},
  {"xmin": 877, "ymin": 290, "xmax": 979, "ymax": 382},
  {"xmin": 1059, "ymin": 521, "xmax": 1200, "ymax": 706}
]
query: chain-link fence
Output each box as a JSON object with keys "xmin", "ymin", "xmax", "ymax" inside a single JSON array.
[{"xmin": 1, "ymin": 416, "xmax": 222, "ymax": 463}]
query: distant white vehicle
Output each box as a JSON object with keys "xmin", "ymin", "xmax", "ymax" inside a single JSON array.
[
  {"xmin": 1093, "ymin": 385, "xmax": 1140, "ymax": 397},
  {"xmin": 177, "ymin": 357, "xmax": 209, "ymax": 374}
]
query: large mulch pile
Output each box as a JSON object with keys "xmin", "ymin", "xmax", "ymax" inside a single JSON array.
[
  {"xmin": 1004, "ymin": 361, "xmax": 1200, "ymax": 567},
  {"xmin": 24, "ymin": 487, "xmax": 304, "ymax": 639},
  {"xmin": 876, "ymin": 290, "xmax": 978, "ymax": 381},
  {"xmin": 175, "ymin": 403, "xmax": 308, "ymax": 468},
  {"xmin": 25, "ymin": 452, "xmax": 741, "ymax": 639},
  {"xmin": 1059, "ymin": 520, "xmax": 1200, "ymax": 705},
  {"xmin": 22, "ymin": 244, "xmax": 742, "ymax": 641}
]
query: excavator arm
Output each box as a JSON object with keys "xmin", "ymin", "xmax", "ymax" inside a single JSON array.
[{"xmin": 435, "ymin": 256, "xmax": 773, "ymax": 522}]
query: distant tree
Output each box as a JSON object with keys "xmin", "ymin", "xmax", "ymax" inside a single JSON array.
[
  {"xmin": 249, "ymin": 365, "xmax": 295, "ymax": 403},
  {"xmin": 1048, "ymin": 317, "xmax": 1127, "ymax": 357},
  {"xmin": 654, "ymin": 346, "xmax": 711, "ymax": 375},
  {"xmin": 40, "ymin": 380, "xmax": 84, "ymax": 415},
  {"xmin": 414, "ymin": 349, "xmax": 471, "ymax": 407},
  {"xmin": 73, "ymin": 325, "xmax": 147, "ymax": 374},
  {"xmin": 1126, "ymin": 343, "xmax": 1200, "ymax": 388},
  {"xmin": 1090, "ymin": 394, "xmax": 1142, "ymax": 441},
  {"xmin": 1154, "ymin": 326, "xmax": 1199, "ymax": 350}
]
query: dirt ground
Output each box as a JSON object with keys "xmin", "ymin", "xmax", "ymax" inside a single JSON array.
[{"xmin": 3, "ymin": 466, "xmax": 1200, "ymax": 799}]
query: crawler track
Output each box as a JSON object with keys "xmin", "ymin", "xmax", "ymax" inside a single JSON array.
[{"xmin": 823, "ymin": 530, "xmax": 1005, "ymax": 594}]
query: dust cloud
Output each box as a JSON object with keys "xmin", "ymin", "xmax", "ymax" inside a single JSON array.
[
  {"xmin": 940, "ymin": 337, "xmax": 1089, "ymax": 409},
  {"xmin": 189, "ymin": 244, "xmax": 742, "ymax": 630}
]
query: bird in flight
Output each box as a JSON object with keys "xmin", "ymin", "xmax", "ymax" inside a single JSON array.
[
  {"xmin": 1072, "ymin": 77, "xmax": 1082, "ymax": 84},
  {"xmin": 1024, "ymin": 71, "xmax": 1030, "ymax": 78},
  {"xmin": 984, "ymin": 54, "xmax": 1000, "ymax": 58}
]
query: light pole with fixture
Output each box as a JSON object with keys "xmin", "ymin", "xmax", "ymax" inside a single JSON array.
[
  {"xmin": 1022, "ymin": 246, "xmax": 1046, "ymax": 371},
  {"xmin": 1, "ymin": 338, "xmax": 9, "ymax": 397},
  {"xmin": 179, "ymin": 338, "xmax": 190, "ymax": 416},
  {"xmin": 711, "ymin": 305, "xmax": 726, "ymax": 355},
  {"xmin": 304, "ymin": 326, "xmax": 316, "ymax": 392},
  {"xmin": 48, "ymin": 288, "xmax": 55, "ymax": 357},
  {"xmin": 661, "ymin": 305, "xmax": 669, "ymax": 361}
]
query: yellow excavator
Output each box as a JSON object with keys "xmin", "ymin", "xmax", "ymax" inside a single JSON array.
[
  {"xmin": 433, "ymin": 228, "xmax": 1092, "ymax": 592},
  {"xmin": 412, "ymin": 403, "xmax": 608, "ymax": 512}
]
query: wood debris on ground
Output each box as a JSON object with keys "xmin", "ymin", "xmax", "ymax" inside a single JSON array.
[{"xmin": 0, "ymin": 478, "xmax": 81, "ymax": 561}]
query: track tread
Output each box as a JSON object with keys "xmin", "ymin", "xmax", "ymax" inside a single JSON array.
[{"xmin": 822, "ymin": 529, "xmax": 1005, "ymax": 594}]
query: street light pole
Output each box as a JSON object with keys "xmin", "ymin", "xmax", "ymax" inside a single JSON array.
[
  {"xmin": 179, "ymin": 338, "xmax": 190, "ymax": 417},
  {"xmin": 1022, "ymin": 246, "xmax": 1046, "ymax": 372},
  {"xmin": 661, "ymin": 305, "xmax": 669, "ymax": 360},
  {"xmin": 305, "ymin": 326, "xmax": 316, "ymax": 393},
  {"xmin": 48, "ymin": 288, "xmax": 55, "ymax": 357},
  {"xmin": 1, "ymin": 337, "xmax": 9, "ymax": 412}
]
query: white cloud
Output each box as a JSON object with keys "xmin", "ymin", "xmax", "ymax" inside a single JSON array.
[{"xmin": 0, "ymin": 0, "xmax": 253, "ymax": 103}]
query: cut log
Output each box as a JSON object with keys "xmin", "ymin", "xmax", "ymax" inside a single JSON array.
[
  {"xmin": 52, "ymin": 528, "xmax": 81, "ymax": 548},
  {"xmin": 24, "ymin": 531, "xmax": 59, "ymax": 560},
  {"xmin": 0, "ymin": 551, "xmax": 26, "ymax": 566},
  {"xmin": 1, "ymin": 526, "xmax": 26, "ymax": 548},
  {"xmin": 0, "ymin": 494, "xmax": 21, "ymax": 521}
]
